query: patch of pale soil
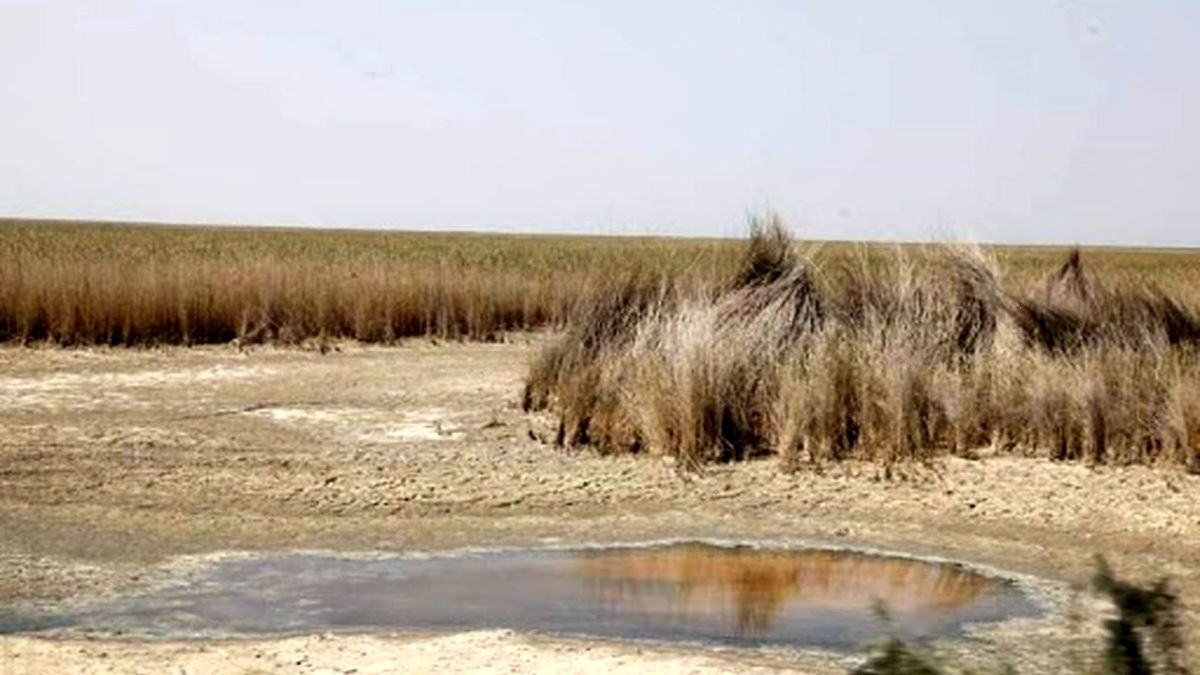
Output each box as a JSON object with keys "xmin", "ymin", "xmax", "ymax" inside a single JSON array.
[
  {"xmin": 1, "ymin": 338, "xmax": 1197, "ymax": 672},
  {"xmin": 1, "ymin": 630, "xmax": 822, "ymax": 675},
  {"xmin": 250, "ymin": 405, "xmax": 464, "ymax": 442},
  {"xmin": 0, "ymin": 364, "xmax": 278, "ymax": 411}
]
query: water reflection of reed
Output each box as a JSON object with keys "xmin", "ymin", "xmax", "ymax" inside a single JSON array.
[{"xmin": 572, "ymin": 546, "xmax": 999, "ymax": 636}]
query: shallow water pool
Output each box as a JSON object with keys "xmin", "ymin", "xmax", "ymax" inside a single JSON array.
[{"xmin": 6, "ymin": 543, "xmax": 1041, "ymax": 651}]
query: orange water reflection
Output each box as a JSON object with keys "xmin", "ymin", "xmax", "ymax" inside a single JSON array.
[{"xmin": 572, "ymin": 545, "xmax": 999, "ymax": 636}]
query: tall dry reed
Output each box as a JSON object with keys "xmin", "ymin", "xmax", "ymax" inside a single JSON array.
[
  {"xmin": 525, "ymin": 218, "xmax": 1200, "ymax": 470},
  {"xmin": 0, "ymin": 219, "xmax": 734, "ymax": 345}
]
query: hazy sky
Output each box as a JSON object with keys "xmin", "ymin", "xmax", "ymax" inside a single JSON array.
[{"xmin": 2, "ymin": 1, "xmax": 1197, "ymax": 245}]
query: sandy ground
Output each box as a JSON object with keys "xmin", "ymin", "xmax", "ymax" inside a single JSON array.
[{"xmin": 1, "ymin": 338, "xmax": 1198, "ymax": 673}]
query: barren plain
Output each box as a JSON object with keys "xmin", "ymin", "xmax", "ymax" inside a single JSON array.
[{"xmin": 2, "ymin": 338, "xmax": 1198, "ymax": 673}]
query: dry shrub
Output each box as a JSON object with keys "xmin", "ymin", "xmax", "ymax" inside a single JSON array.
[
  {"xmin": 528, "ymin": 220, "xmax": 1200, "ymax": 470},
  {"xmin": 1092, "ymin": 556, "xmax": 1192, "ymax": 675}
]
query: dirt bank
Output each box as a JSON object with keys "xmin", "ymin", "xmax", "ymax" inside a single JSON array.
[{"xmin": 1, "ymin": 339, "xmax": 1197, "ymax": 672}]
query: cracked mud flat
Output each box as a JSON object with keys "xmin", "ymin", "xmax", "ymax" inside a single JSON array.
[{"xmin": 1, "ymin": 337, "xmax": 1199, "ymax": 673}]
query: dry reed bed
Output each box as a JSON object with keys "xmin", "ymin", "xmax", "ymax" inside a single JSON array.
[
  {"xmin": 525, "ymin": 218, "xmax": 1200, "ymax": 469},
  {"xmin": 0, "ymin": 220, "xmax": 735, "ymax": 345}
]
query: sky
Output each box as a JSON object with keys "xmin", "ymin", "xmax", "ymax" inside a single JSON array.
[{"xmin": 1, "ymin": 1, "xmax": 1197, "ymax": 245}]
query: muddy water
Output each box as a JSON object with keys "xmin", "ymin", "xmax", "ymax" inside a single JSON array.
[{"xmin": 11, "ymin": 543, "xmax": 1040, "ymax": 650}]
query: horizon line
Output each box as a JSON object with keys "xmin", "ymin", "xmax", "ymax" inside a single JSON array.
[{"xmin": 2, "ymin": 214, "xmax": 1197, "ymax": 252}]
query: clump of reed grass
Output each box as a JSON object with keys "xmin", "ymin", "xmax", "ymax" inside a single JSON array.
[
  {"xmin": 1007, "ymin": 247, "xmax": 1200, "ymax": 354},
  {"xmin": 527, "ymin": 217, "xmax": 1200, "ymax": 470},
  {"xmin": 522, "ymin": 269, "xmax": 673, "ymax": 450}
]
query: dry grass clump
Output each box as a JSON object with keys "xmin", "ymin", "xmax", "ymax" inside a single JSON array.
[
  {"xmin": 526, "ymin": 218, "xmax": 1200, "ymax": 470},
  {"xmin": 526, "ymin": 215, "xmax": 824, "ymax": 466},
  {"xmin": 1008, "ymin": 248, "xmax": 1200, "ymax": 353},
  {"xmin": 521, "ymin": 269, "xmax": 674, "ymax": 450},
  {"xmin": 621, "ymin": 287, "xmax": 797, "ymax": 466}
]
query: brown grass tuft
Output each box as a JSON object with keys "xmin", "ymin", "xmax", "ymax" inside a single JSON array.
[
  {"xmin": 1007, "ymin": 248, "xmax": 1200, "ymax": 354},
  {"xmin": 527, "ymin": 220, "xmax": 1200, "ymax": 471}
]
